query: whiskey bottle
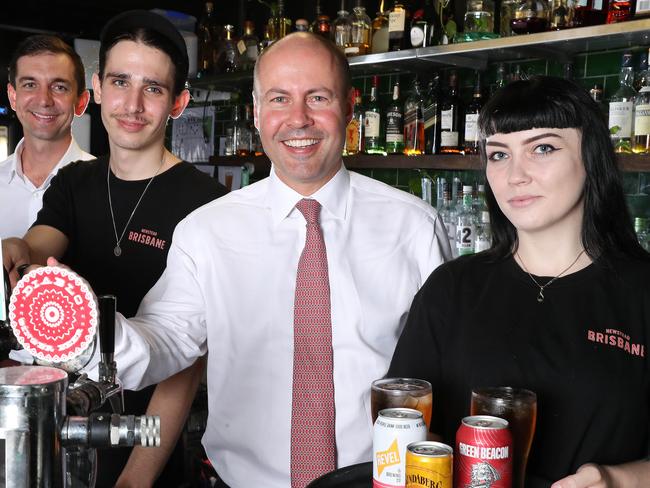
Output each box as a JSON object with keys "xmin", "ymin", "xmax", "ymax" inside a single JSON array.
[
  {"xmin": 403, "ymin": 79, "xmax": 425, "ymax": 156},
  {"xmin": 423, "ymin": 75, "xmax": 441, "ymax": 154},
  {"xmin": 573, "ymin": 0, "xmax": 606, "ymax": 26},
  {"xmin": 371, "ymin": 9, "xmax": 390, "ymax": 53},
  {"xmin": 345, "ymin": 89, "xmax": 364, "ymax": 155},
  {"xmin": 388, "ymin": 0, "xmax": 411, "ymax": 51},
  {"xmin": 410, "ymin": 0, "xmax": 442, "ymax": 47},
  {"xmin": 439, "ymin": 71, "xmax": 462, "ymax": 154},
  {"xmin": 463, "ymin": 72, "xmax": 484, "ymax": 155},
  {"xmin": 216, "ymin": 25, "xmax": 239, "ymax": 73},
  {"xmin": 268, "ymin": 0, "xmax": 292, "ymax": 42},
  {"xmin": 609, "ymin": 53, "xmax": 636, "ymax": 153},
  {"xmin": 364, "ymin": 76, "xmax": 385, "ymax": 154},
  {"xmin": 606, "ymin": 0, "xmax": 633, "ymax": 22},
  {"xmin": 633, "ymin": 70, "xmax": 650, "ymax": 154},
  {"xmin": 238, "ymin": 21, "xmax": 259, "ymax": 71},
  {"xmin": 312, "ymin": 0, "xmax": 332, "ymax": 37},
  {"xmin": 332, "ymin": 3, "xmax": 353, "ymax": 53},
  {"xmin": 349, "ymin": 1, "xmax": 373, "ymax": 56},
  {"xmin": 385, "ymin": 82, "xmax": 405, "ymax": 154}
]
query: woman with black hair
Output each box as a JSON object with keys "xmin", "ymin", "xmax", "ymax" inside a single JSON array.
[{"xmin": 388, "ymin": 76, "xmax": 650, "ymax": 487}]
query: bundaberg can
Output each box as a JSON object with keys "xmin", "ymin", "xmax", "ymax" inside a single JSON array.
[
  {"xmin": 373, "ymin": 408, "xmax": 427, "ymax": 488},
  {"xmin": 455, "ymin": 415, "xmax": 513, "ymax": 488},
  {"xmin": 405, "ymin": 441, "xmax": 453, "ymax": 488}
]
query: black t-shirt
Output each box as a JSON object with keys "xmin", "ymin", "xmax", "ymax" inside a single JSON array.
[
  {"xmin": 34, "ymin": 156, "xmax": 227, "ymax": 317},
  {"xmin": 388, "ymin": 252, "xmax": 650, "ymax": 487}
]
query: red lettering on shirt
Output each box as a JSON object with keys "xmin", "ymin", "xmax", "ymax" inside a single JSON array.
[
  {"xmin": 127, "ymin": 228, "xmax": 167, "ymax": 251},
  {"xmin": 586, "ymin": 328, "xmax": 645, "ymax": 358}
]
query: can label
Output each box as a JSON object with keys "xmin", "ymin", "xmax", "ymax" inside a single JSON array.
[
  {"xmin": 455, "ymin": 415, "xmax": 512, "ymax": 488},
  {"xmin": 406, "ymin": 441, "xmax": 453, "ymax": 488},
  {"xmin": 374, "ymin": 408, "xmax": 427, "ymax": 488}
]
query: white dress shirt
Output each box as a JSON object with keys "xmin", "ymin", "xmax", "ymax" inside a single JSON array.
[
  {"xmin": 0, "ymin": 137, "xmax": 94, "ymax": 238},
  {"xmin": 104, "ymin": 165, "xmax": 451, "ymax": 487}
]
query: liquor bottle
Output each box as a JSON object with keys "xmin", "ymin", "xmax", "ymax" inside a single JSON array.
[
  {"xmin": 440, "ymin": 185, "xmax": 458, "ymax": 256},
  {"xmin": 259, "ymin": 25, "xmax": 273, "ymax": 54},
  {"xmin": 388, "ymin": 0, "xmax": 411, "ymax": 51},
  {"xmin": 510, "ymin": 0, "xmax": 551, "ymax": 34},
  {"xmin": 364, "ymin": 76, "xmax": 385, "ymax": 154},
  {"xmin": 196, "ymin": 2, "xmax": 217, "ymax": 78},
  {"xmin": 410, "ymin": 0, "xmax": 442, "ymax": 48},
  {"xmin": 609, "ymin": 52, "xmax": 636, "ymax": 154},
  {"xmin": 332, "ymin": 3, "xmax": 353, "ymax": 53},
  {"xmin": 295, "ymin": 19, "xmax": 310, "ymax": 32},
  {"xmin": 385, "ymin": 82, "xmax": 405, "ymax": 154},
  {"xmin": 372, "ymin": 9, "xmax": 390, "ymax": 53},
  {"xmin": 268, "ymin": 0, "xmax": 292, "ymax": 43},
  {"xmin": 238, "ymin": 21, "xmax": 259, "ymax": 71},
  {"xmin": 462, "ymin": 0, "xmax": 498, "ymax": 42},
  {"xmin": 345, "ymin": 89, "xmax": 364, "ymax": 155},
  {"xmin": 312, "ymin": 0, "xmax": 332, "ymax": 38},
  {"xmin": 573, "ymin": 0, "xmax": 606, "ymax": 26},
  {"xmin": 456, "ymin": 185, "xmax": 476, "ymax": 256},
  {"xmin": 349, "ymin": 1, "xmax": 373, "ymax": 56},
  {"xmin": 491, "ymin": 63, "xmax": 507, "ymax": 97},
  {"xmin": 633, "ymin": 72, "xmax": 650, "ymax": 154},
  {"xmin": 403, "ymin": 79, "xmax": 425, "ymax": 156},
  {"xmin": 550, "ymin": 0, "xmax": 572, "ymax": 28},
  {"xmin": 589, "ymin": 83, "xmax": 608, "ymax": 118},
  {"xmin": 439, "ymin": 71, "xmax": 462, "ymax": 155},
  {"xmin": 464, "ymin": 72, "xmax": 484, "ymax": 155},
  {"xmin": 635, "ymin": 51, "xmax": 649, "ymax": 92},
  {"xmin": 474, "ymin": 210, "xmax": 492, "ymax": 252},
  {"xmin": 606, "ymin": 0, "xmax": 633, "ymax": 22},
  {"xmin": 635, "ymin": 0, "xmax": 650, "ymax": 17},
  {"xmin": 216, "ymin": 25, "xmax": 240, "ymax": 73},
  {"xmin": 423, "ymin": 75, "xmax": 440, "ymax": 154},
  {"xmin": 232, "ymin": 105, "xmax": 252, "ymax": 157}
]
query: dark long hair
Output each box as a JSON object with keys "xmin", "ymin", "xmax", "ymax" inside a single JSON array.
[{"xmin": 478, "ymin": 76, "xmax": 647, "ymax": 261}]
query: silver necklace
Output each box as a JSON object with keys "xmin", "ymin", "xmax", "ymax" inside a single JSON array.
[
  {"xmin": 516, "ymin": 249, "xmax": 586, "ymax": 303},
  {"xmin": 107, "ymin": 157, "xmax": 164, "ymax": 257}
]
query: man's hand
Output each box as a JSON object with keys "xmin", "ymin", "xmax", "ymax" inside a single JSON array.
[
  {"xmin": 552, "ymin": 464, "xmax": 613, "ymax": 488},
  {"xmin": 2, "ymin": 238, "xmax": 31, "ymax": 288}
]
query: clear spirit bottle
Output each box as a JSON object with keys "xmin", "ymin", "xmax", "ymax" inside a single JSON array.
[
  {"xmin": 456, "ymin": 185, "xmax": 476, "ymax": 256},
  {"xmin": 332, "ymin": 4, "xmax": 353, "ymax": 53},
  {"xmin": 349, "ymin": 2, "xmax": 372, "ymax": 56},
  {"xmin": 609, "ymin": 52, "xmax": 636, "ymax": 154}
]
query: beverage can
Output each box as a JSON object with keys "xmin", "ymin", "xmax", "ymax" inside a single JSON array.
[
  {"xmin": 373, "ymin": 408, "xmax": 427, "ymax": 488},
  {"xmin": 405, "ymin": 441, "xmax": 453, "ymax": 488},
  {"xmin": 455, "ymin": 415, "xmax": 513, "ymax": 488}
]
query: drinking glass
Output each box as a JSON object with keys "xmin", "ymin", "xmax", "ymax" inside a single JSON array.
[
  {"xmin": 470, "ymin": 387, "xmax": 537, "ymax": 488},
  {"xmin": 371, "ymin": 378, "xmax": 433, "ymax": 429}
]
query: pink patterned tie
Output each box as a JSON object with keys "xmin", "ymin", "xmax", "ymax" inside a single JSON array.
[{"xmin": 291, "ymin": 198, "xmax": 336, "ymax": 488}]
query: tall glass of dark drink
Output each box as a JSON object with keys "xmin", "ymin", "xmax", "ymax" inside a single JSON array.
[
  {"xmin": 470, "ymin": 387, "xmax": 537, "ymax": 488},
  {"xmin": 371, "ymin": 378, "xmax": 433, "ymax": 429}
]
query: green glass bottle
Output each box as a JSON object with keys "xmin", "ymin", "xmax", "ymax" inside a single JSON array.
[{"xmin": 364, "ymin": 76, "xmax": 385, "ymax": 155}]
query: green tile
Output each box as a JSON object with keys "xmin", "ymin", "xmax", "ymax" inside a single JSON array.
[
  {"xmin": 397, "ymin": 168, "xmax": 417, "ymax": 186},
  {"xmin": 585, "ymin": 50, "xmax": 625, "ymax": 77},
  {"xmin": 353, "ymin": 168, "xmax": 374, "ymax": 178},
  {"xmin": 603, "ymin": 75, "xmax": 621, "ymax": 100},
  {"xmin": 371, "ymin": 168, "xmax": 399, "ymax": 185}
]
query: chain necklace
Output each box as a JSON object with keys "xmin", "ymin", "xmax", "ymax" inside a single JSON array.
[
  {"xmin": 516, "ymin": 249, "xmax": 586, "ymax": 303},
  {"xmin": 107, "ymin": 157, "xmax": 164, "ymax": 257}
]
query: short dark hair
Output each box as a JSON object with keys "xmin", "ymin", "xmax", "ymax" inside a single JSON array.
[
  {"xmin": 99, "ymin": 10, "xmax": 189, "ymax": 96},
  {"xmin": 9, "ymin": 35, "xmax": 86, "ymax": 95},
  {"xmin": 253, "ymin": 32, "xmax": 352, "ymax": 99},
  {"xmin": 478, "ymin": 75, "xmax": 647, "ymax": 261}
]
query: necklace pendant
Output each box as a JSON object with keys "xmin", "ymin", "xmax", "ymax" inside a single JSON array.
[
  {"xmin": 114, "ymin": 245, "xmax": 122, "ymax": 257},
  {"xmin": 537, "ymin": 290, "xmax": 544, "ymax": 303}
]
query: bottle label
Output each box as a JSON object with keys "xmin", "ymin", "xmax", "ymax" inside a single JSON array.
[
  {"xmin": 637, "ymin": 0, "xmax": 650, "ymax": 13},
  {"xmin": 386, "ymin": 111, "xmax": 404, "ymax": 143},
  {"xmin": 365, "ymin": 112, "xmax": 381, "ymax": 137},
  {"xmin": 464, "ymin": 113, "xmax": 479, "ymax": 142},
  {"xmin": 345, "ymin": 46, "xmax": 360, "ymax": 54},
  {"xmin": 441, "ymin": 131, "xmax": 459, "ymax": 147},
  {"xmin": 456, "ymin": 225, "xmax": 475, "ymax": 255},
  {"xmin": 246, "ymin": 45, "xmax": 259, "ymax": 60},
  {"xmin": 389, "ymin": 10, "xmax": 406, "ymax": 33},
  {"xmin": 237, "ymin": 40, "xmax": 247, "ymax": 55},
  {"xmin": 410, "ymin": 26, "xmax": 425, "ymax": 47},
  {"xmin": 609, "ymin": 101, "xmax": 634, "ymax": 138},
  {"xmin": 346, "ymin": 119, "xmax": 362, "ymax": 153},
  {"xmin": 441, "ymin": 108, "xmax": 454, "ymax": 130},
  {"xmin": 423, "ymin": 103, "xmax": 438, "ymax": 129},
  {"xmin": 475, "ymin": 235, "xmax": 491, "ymax": 252},
  {"xmin": 635, "ymin": 104, "xmax": 650, "ymax": 136},
  {"xmin": 592, "ymin": 0, "xmax": 603, "ymax": 9}
]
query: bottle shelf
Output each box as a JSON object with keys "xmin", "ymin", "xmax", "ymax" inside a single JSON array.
[
  {"xmin": 189, "ymin": 19, "xmax": 650, "ymax": 91},
  {"xmin": 207, "ymin": 153, "xmax": 650, "ymax": 172}
]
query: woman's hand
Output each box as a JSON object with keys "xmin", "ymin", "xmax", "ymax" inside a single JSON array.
[{"xmin": 552, "ymin": 464, "xmax": 613, "ymax": 488}]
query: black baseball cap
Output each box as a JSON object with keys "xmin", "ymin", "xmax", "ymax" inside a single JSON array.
[{"xmin": 100, "ymin": 9, "xmax": 189, "ymax": 81}]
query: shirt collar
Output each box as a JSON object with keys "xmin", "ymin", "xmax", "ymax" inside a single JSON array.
[
  {"xmin": 267, "ymin": 162, "xmax": 350, "ymax": 227},
  {"xmin": 5, "ymin": 137, "xmax": 83, "ymax": 188},
  {"xmin": 1, "ymin": 138, "xmax": 25, "ymax": 184}
]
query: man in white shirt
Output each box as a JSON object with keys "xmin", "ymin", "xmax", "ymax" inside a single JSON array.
[
  {"xmin": 0, "ymin": 35, "xmax": 94, "ymax": 239},
  {"xmin": 76, "ymin": 32, "xmax": 450, "ymax": 487}
]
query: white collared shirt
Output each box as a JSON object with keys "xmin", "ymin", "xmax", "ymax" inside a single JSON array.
[
  {"xmin": 0, "ymin": 137, "xmax": 94, "ymax": 238},
  {"xmin": 104, "ymin": 165, "xmax": 451, "ymax": 487}
]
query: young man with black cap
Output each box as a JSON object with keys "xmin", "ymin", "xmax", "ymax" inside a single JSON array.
[{"xmin": 2, "ymin": 10, "xmax": 227, "ymax": 487}]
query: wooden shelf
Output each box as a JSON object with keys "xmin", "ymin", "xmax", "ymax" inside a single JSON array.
[{"xmin": 207, "ymin": 153, "xmax": 650, "ymax": 172}]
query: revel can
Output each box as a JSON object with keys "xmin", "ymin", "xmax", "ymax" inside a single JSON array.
[
  {"xmin": 373, "ymin": 408, "xmax": 427, "ymax": 488},
  {"xmin": 455, "ymin": 415, "xmax": 513, "ymax": 488},
  {"xmin": 405, "ymin": 441, "xmax": 453, "ymax": 488}
]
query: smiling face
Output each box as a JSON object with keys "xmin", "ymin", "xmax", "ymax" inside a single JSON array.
[
  {"xmin": 8, "ymin": 52, "xmax": 88, "ymax": 144},
  {"xmin": 485, "ymin": 127, "xmax": 587, "ymax": 240},
  {"xmin": 92, "ymin": 40, "xmax": 187, "ymax": 154},
  {"xmin": 253, "ymin": 35, "xmax": 353, "ymax": 195}
]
